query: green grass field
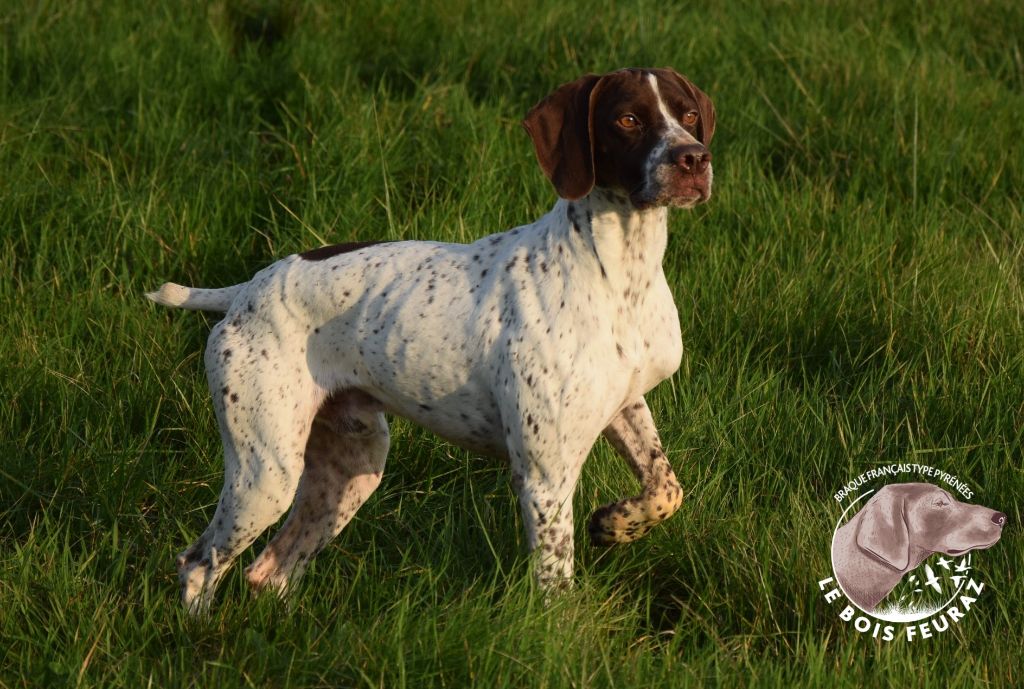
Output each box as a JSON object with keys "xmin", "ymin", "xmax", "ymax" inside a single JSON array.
[{"xmin": 2, "ymin": 1, "xmax": 1022, "ymax": 686}]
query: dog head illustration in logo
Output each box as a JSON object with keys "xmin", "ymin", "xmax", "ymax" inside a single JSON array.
[{"xmin": 831, "ymin": 483, "xmax": 1006, "ymax": 612}]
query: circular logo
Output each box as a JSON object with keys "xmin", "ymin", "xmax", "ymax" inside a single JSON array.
[{"xmin": 817, "ymin": 466, "xmax": 1006, "ymax": 642}]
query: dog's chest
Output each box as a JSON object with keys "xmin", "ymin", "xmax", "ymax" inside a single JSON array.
[{"xmin": 613, "ymin": 273, "xmax": 683, "ymax": 398}]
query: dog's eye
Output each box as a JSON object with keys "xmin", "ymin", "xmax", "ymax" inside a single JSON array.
[
  {"xmin": 616, "ymin": 114, "xmax": 641, "ymax": 130},
  {"xmin": 934, "ymin": 499, "xmax": 949, "ymax": 508},
  {"xmin": 682, "ymin": 110, "xmax": 699, "ymax": 127}
]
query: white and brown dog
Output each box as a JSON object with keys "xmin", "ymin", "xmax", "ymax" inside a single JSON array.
[{"xmin": 148, "ymin": 68, "xmax": 716, "ymax": 613}]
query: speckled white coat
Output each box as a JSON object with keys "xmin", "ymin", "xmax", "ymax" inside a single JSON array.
[{"xmin": 149, "ymin": 68, "xmax": 713, "ymax": 612}]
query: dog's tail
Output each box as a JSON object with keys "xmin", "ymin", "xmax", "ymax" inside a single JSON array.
[{"xmin": 145, "ymin": 282, "xmax": 244, "ymax": 312}]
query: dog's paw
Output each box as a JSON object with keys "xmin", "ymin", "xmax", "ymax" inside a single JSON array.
[{"xmin": 587, "ymin": 502, "xmax": 652, "ymax": 546}]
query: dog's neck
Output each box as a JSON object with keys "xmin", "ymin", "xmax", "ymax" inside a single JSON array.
[
  {"xmin": 833, "ymin": 522, "xmax": 901, "ymax": 610},
  {"xmin": 833, "ymin": 521, "xmax": 935, "ymax": 611},
  {"xmin": 902, "ymin": 545, "xmax": 934, "ymax": 574},
  {"xmin": 557, "ymin": 189, "xmax": 669, "ymax": 298}
]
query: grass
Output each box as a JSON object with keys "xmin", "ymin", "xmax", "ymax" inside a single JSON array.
[{"xmin": 2, "ymin": 0, "xmax": 1023, "ymax": 686}]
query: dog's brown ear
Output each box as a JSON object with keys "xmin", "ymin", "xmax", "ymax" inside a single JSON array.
[
  {"xmin": 522, "ymin": 74, "xmax": 602, "ymax": 200},
  {"xmin": 856, "ymin": 486, "xmax": 911, "ymax": 570},
  {"xmin": 661, "ymin": 68, "xmax": 716, "ymax": 146}
]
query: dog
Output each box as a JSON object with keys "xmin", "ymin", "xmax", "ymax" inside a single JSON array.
[
  {"xmin": 148, "ymin": 68, "xmax": 716, "ymax": 613},
  {"xmin": 831, "ymin": 483, "xmax": 1006, "ymax": 611}
]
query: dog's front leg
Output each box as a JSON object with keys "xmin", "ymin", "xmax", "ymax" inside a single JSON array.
[
  {"xmin": 506, "ymin": 427, "xmax": 592, "ymax": 592},
  {"xmin": 587, "ymin": 397, "xmax": 684, "ymax": 545}
]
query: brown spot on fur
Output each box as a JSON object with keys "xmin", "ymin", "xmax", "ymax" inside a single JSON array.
[{"xmin": 299, "ymin": 241, "xmax": 388, "ymax": 262}]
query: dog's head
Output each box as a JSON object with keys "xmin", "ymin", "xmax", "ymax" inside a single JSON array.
[
  {"xmin": 856, "ymin": 482, "xmax": 1007, "ymax": 571},
  {"xmin": 523, "ymin": 68, "xmax": 715, "ymax": 209}
]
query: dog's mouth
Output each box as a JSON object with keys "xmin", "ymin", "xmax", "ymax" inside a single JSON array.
[
  {"xmin": 631, "ymin": 170, "xmax": 712, "ymax": 210},
  {"xmin": 945, "ymin": 536, "xmax": 1003, "ymax": 556},
  {"xmin": 669, "ymin": 183, "xmax": 710, "ymax": 207}
]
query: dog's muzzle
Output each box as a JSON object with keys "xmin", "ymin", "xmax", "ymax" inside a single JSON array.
[
  {"xmin": 633, "ymin": 141, "xmax": 713, "ymax": 209},
  {"xmin": 666, "ymin": 143, "xmax": 712, "ymax": 205}
]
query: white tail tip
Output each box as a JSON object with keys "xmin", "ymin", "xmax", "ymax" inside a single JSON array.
[
  {"xmin": 145, "ymin": 282, "xmax": 241, "ymax": 312},
  {"xmin": 146, "ymin": 282, "xmax": 193, "ymax": 307}
]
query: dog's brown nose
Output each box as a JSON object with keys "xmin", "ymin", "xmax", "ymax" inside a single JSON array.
[
  {"xmin": 669, "ymin": 144, "xmax": 711, "ymax": 173},
  {"xmin": 992, "ymin": 511, "xmax": 1008, "ymax": 527}
]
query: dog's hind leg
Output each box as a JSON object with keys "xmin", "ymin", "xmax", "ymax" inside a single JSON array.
[
  {"xmin": 587, "ymin": 397, "xmax": 684, "ymax": 545},
  {"xmin": 176, "ymin": 322, "xmax": 319, "ymax": 614},
  {"xmin": 245, "ymin": 390, "xmax": 389, "ymax": 596}
]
